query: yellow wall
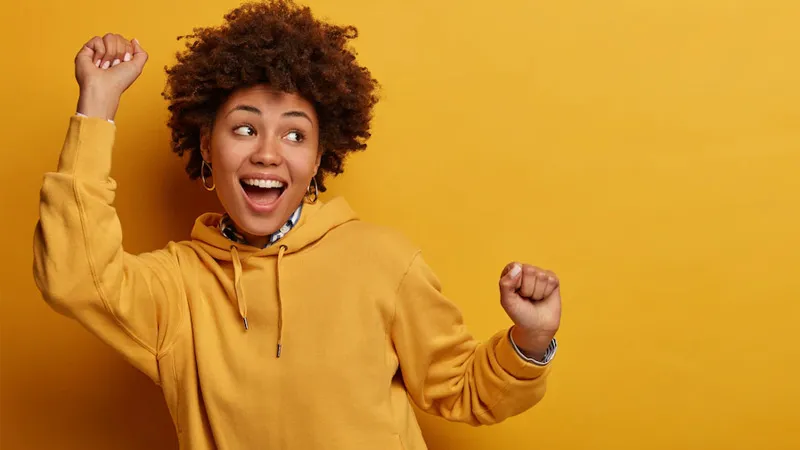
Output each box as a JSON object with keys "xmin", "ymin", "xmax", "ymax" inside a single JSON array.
[{"xmin": 2, "ymin": 0, "xmax": 799, "ymax": 448}]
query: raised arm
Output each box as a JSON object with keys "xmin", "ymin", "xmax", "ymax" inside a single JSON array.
[{"xmin": 33, "ymin": 35, "xmax": 185, "ymax": 383}]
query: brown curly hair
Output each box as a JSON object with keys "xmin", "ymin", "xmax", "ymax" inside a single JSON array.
[{"xmin": 163, "ymin": 0, "xmax": 379, "ymax": 191}]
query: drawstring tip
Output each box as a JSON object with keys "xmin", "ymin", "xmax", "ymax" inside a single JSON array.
[
  {"xmin": 276, "ymin": 343, "xmax": 282, "ymax": 358},
  {"xmin": 243, "ymin": 317, "xmax": 249, "ymax": 331}
]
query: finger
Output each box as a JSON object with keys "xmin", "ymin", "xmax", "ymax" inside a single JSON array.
[
  {"xmin": 498, "ymin": 262, "xmax": 523, "ymax": 294},
  {"xmin": 543, "ymin": 271, "xmax": 560, "ymax": 298},
  {"xmin": 122, "ymin": 40, "xmax": 133, "ymax": 63},
  {"xmin": 80, "ymin": 36, "xmax": 105, "ymax": 67},
  {"xmin": 518, "ymin": 265, "xmax": 538, "ymax": 298},
  {"xmin": 131, "ymin": 38, "xmax": 149, "ymax": 69},
  {"xmin": 110, "ymin": 34, "xmax": 127, "ymax": 67},
  {"xmin": 101, "ymin": 33, "xmax": 118, "ymax": 69},
  {"xmin": 531, "ymin": 270, "xmax": 549, "ymax": 300}
]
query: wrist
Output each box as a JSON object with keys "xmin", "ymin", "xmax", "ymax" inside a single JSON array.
[
  {"xmin": 510, "ymin": 326, "xmax": 554, "ymax": 360},
  {"xmin": 77, "ymin": 88, "xmax": 120, "ymax": 121}
]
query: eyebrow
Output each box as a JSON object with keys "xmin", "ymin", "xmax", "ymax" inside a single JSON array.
[
  {"xmin": 225, "ymin": 105, "xmax": 314, "ymax": 125},
  {"xmin": 282, "ymin": 110, "xmax": 313, "ymax": 124},
  {"xmin": 226, "ymin": 105, "xmax": 262, "ymax": 116}
]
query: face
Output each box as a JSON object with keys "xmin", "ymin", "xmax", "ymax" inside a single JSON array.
[{"xmin": 201, "ymin": 85, "xmax": 321, "ymax": 247}]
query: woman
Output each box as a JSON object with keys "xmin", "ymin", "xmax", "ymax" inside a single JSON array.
[{"xmin": 33, "ymin": 1, "xmax": 561, "ymax": 449}]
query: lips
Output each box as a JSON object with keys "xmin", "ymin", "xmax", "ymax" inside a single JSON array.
[{"xmin": 239, "ymin": 177, "xmax": 287, "ymax": 212}]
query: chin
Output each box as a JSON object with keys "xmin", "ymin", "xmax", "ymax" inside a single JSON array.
[{"xmin": 234, "ymin": 212, "xmax": 286, "ymax": 237}]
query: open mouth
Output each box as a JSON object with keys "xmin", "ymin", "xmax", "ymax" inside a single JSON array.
[{"xmin": 240, "ymin": 178, "xmax": 287, "ymax": 207}]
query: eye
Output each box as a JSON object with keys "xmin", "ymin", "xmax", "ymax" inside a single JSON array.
[
  {"xmin": 233, "ymin": 125, "xmax": 255, "ymax": 136},
  {"xmin": 285, "ymin": 131, "xmax": 304, "ymax": 143}
]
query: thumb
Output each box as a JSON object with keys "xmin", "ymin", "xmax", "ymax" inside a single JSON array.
[
  {"xmin": 130, "ymin": 38, "xmax": 148, "ymax": 69},
  {"xmin": 76, "ymin": 45, "xmax": 95, "ymax": 61},
  {"xmin": 498, "ymin": 262, "xmax": 523, "ymax": 296},
  {"xmin": 75, "ymin": 45, "xmax": 98, "ymax": 67}
]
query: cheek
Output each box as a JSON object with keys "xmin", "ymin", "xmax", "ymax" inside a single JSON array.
[
  {"xmin": 210, "ymin": 143, "xmax": 247, "ymax": 178},
  {"xmin": 286, "ymin": 148, "xmax": 320, "ymax": 181}
]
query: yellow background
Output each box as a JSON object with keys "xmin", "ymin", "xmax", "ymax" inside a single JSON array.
[{"xmin": 1, "ymin": 0, "xmax": 799, "ymax": 448}]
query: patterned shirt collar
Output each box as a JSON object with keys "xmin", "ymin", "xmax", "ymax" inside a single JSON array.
[{"xmin": 219, "ymin": 204, "xmax": 303, "ymax": 248}]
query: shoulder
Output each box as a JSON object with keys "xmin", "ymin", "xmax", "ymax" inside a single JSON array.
[
  {"xmin": 339, "ymin": 220, "xmax": 416, "ymax": 248},
  {"xmin": 325, "ymin": 219, "xmax": 422, "ymax": 272},
  {"xmin": 335, "ymin": 220, "xmax": 418, "ymax": 252}
]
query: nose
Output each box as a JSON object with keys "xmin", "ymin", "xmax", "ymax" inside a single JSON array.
[{"xmin": 249, "ymin": 135, "xmax": 283, "ymax": 166}]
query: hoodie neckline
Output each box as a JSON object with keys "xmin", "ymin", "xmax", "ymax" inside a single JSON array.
[
  {"xmin": 189, "ymin": 197, "xmax": 358, "ymax": 260},
  {"xmin": 219, "ymin": 204, "xmax": 303, "ymax": 248}
]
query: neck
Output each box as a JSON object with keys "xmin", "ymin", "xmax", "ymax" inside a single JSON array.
[
  {"xmin": 220, "ymin": 202, "xmax": 305, "ymax": 249},
  {"xmin": 241, "ymin": 231, "xmax": 271, "ymax": 248}
]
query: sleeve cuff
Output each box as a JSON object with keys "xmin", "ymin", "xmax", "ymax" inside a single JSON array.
[
  {"xmin": 58, "ymin": 115, "xmax": 117, "ymax": 178},
  {"xmin": 76, "ymin": 112, "xmax": 115, "ymax": 124},
  {"xmin": 508, "ymin": 329, "xmax": 557, "ymax": 366},
  {"xmin": 493, "ymin": 329, "xmax": 551, "ymax": 380}
]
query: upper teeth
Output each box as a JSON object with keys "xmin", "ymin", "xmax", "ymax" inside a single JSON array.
[{"xmin": 243, "ymin": 179, "xmax": 285, "ymax": 189}]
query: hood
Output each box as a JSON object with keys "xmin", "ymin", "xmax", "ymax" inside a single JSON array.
[
  {"xmin": 186, "ymin": 197, "xmax": 357, "ymax": 357},
  {"xmin": 190, "ymin": 197, "xmax": 357, "ymax": 259}
]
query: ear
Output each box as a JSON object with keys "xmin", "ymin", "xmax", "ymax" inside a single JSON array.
[
  {"xmin": 200, "ymin": 126, "xmax": 212, "ymax": 163},
  {"xmin": 314, "ymin": 149, "xmax": 323, "ymax": 174}
]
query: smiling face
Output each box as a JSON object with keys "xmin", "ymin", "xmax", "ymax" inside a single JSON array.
[{"xmin": 201, "ymin": 84, "xmax": 321, "ymax": 247}]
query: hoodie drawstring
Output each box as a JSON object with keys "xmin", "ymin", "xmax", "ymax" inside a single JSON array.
[
  {"xmin": 230, "ymin": 246, "xmax": 248, "ymax": 331},
  {"xmin": 276, "ymin": 245, "xmax": 287, "ymax": 358},
  {"xmin": 229, "ymin": 244, "xmax": 287, "ymax": 358}
]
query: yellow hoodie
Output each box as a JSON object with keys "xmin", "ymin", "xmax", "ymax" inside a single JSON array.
[{"xmin": 34, "ymin": 116, "xmax": 552, "ymax": 449}]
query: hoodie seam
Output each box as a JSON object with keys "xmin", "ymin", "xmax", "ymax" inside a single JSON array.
[
  {"xmin": 72, "ymin": 120, "xmax": 157, "ymax": 358},
  {"xmin": 390, "ymin": 250, "xmax": 422, "ymax": 336},
  {"xmin": 155, "ymin": 252, "xmax": 189, "ymax": 361},
  {"xmin": 171, "ymin": 355, "xmax": 183, "ymax": 436},
  {"xmin": 391, "ymin": 250, "xmax": 508, "ymax": 421},
  {"xmin": 389, "ymin": 249, "xmax": 422, "ymax": 436},
  {"xmin": 391, "ymin": 250, "xmax": 431, "ymax": 403},
  {"xmin": 157, "ymin": 319, "xmax": 188, "ymax": 361},
  {"xmin": 157, "ymin": 309, "xmax": 188, "ymax": 359}
]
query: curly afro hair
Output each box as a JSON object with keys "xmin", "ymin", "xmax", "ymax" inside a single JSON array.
[{"xmin": 163, "ymin": 0, "xmax": 379, "ymax": 191}]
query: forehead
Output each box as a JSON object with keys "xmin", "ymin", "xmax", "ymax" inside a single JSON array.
[{"xmin": 221, "ymin": 84, "xmax": 316, "ymax": 115}]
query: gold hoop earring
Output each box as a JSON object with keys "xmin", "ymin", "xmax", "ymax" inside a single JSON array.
[
  {"xmin": 306, "ymin": 177, "xmax": 319, "ymax": 203},
  {"xmin": 201, "ymin": 160, "xmax": 215, "ymax": 191}
]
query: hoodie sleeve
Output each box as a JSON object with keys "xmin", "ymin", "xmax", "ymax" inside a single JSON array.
[
  {"xmin": 391, "ymin": 251, "xmax": 551, "ymax": 425},
  {"xmin": 33, "ymin": 116, "xmax": 186, "ymax": 384}
]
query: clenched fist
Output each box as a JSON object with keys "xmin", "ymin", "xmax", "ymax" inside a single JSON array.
[
  {"xmin": 75, "ymin": 33, "xmax": 148, "ymax": 120},
  {"xmin": 499, "ymin": 263, "xmax": 562, "ymax": 360}
]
